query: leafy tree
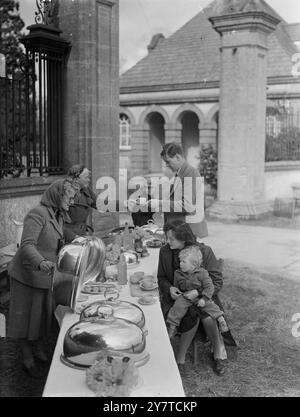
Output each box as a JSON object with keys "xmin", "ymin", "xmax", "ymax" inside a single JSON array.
[
  {"xmin": 0, "ymin": 1, "xmax": 26, "ymax": 178},
  {"xmin": 0, "ymin": 0, "xmax": 25, "ymax": 70}
]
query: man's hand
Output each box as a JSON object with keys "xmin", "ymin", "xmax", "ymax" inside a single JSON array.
[
  {"xmin": 39, "ymin": 261, "xmax": 55, "ymax": 275},
  {"xmin": 183, "ymin": 290, "xmax": 199, "ymax": 301},
  {"xmin": 170, "ymin": 286, "xmax": 182, "ymax": 300},
  {"xmin": 147, "ymin": 199, "xmax": 160, "ymax": 211},
  {"xmin": 126, "ymin": 199, "xmax": 138, "ymax": 212}
]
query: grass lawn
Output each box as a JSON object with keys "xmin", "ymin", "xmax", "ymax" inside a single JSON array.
[
  {"xmin": 1, "ymin": 259, "xmax": 300, "ymax": 397},
  {"xmin": 180, "ymin": 260, "xmax": 300, "ymax": 397}
]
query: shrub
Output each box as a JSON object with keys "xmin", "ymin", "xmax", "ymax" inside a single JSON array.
[{"xmin": 199, "ymin": 145, "xmax": 218, "ymax": 192}]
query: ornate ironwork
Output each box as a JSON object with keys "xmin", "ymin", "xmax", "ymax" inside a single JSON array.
[{"xmin": 35, "ymin": 0, "xmax": 59, "ymax": 26}]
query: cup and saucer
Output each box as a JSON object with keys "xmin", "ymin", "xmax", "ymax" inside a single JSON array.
[{"xmin": 138, "ymin": 294, "xmax": 157, "ymax": 306}]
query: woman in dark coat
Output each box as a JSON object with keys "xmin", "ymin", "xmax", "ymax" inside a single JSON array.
[
  {"xmin": 65, "ymin": 165, "xmax": 97, "ymax": 236},
  {"xmin": 157, "ymin": 220, "xmax": 236, "ymax": 376},
  {"xmin": 8, "ymin": 179, "xmax": 77, "ymax": 378}
]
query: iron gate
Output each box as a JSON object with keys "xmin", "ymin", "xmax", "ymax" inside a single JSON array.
[{"xmin": 0, "ymin": 10, "xmax": 70, "ymax": 179}]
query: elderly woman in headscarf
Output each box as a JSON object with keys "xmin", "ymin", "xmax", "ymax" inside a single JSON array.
[
  {"xmin": 65, "ymin": 165, "xmax": 97, "ymax": 236},
  {"xmin": 8, "ymin": 179, "xmax": 78, "ymax": 378}
]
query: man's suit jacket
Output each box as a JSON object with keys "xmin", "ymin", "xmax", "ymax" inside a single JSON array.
[{"xmin": 163, "ymin": 161, "xmax": 208, "ymax": 238}]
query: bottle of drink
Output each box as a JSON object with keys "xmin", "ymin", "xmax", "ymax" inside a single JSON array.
[
  {"xmin": 123, "ymin": 222, "xmax": 134, "ymax": 251},
  {"xmin": 117, "ymin": 252, "xmax": 127, "ymax": 285},
  {"xmin": 115, "ymin": 232, "xmax": 123, "ymax": 249}
]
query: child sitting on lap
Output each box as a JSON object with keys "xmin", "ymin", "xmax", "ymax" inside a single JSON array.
[{"xmin": 167, "ymin": 245, "xmax": 228, "ymax": 338}]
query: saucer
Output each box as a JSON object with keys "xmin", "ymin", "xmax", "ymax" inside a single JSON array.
[{"xmin": 138, "ymin": 297, "xmax": 157, "ymax": 306}]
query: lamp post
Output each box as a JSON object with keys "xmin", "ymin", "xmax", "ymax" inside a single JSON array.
[{"xmin": 35, "ymin": 0, "xmax": 58, "ymax": 27}]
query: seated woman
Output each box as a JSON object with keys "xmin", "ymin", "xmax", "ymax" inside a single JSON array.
[
  {"xmin": 157, "ymin": 220, "xmax": 236, "ymax": 376},
  {"xmin": 8, "ymin": 179, "xmax": 78, "ymax": 378}
]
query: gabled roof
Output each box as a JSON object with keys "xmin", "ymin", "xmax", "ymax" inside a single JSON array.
[
  {"xmin": 120, "ymin": 0, "xmax": 298, "ymax": 91},
  {"xmin": 286, "ymin": 23, "xmax": 300, "ymax": 42}
]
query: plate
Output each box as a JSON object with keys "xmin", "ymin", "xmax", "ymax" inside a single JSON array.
[
  {"xmin": 137, "ymin": 297, "xmax": 157, "ymax": 306},
  {"xmin": 82, "ymin": 282, "xmax": 118, "ymax": 295},
  {"xmin": 146, "ymin": 239, "xmax": 162, "ymax": 248}
]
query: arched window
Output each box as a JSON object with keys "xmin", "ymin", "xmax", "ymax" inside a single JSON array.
[{"xmin": 119, "ymin": 114, "xmax": 131, "ymax": 149}]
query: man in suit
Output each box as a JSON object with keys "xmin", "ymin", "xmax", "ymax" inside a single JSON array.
[{"xmin": 147, "ymin": 142, "xmax": 208, "ymax": 239}]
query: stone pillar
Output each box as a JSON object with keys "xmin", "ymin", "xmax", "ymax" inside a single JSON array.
[
  {"xmin": 130, "ymin": 124, "xmax": 150, "ymax": 176},
  {"xmin": 165, "ymin": 123, "xmax": 182, "ymax": 144},
  {"xmin": 207, "ymin": 4, "xmax": 280, "ymax": 219},
  {"xmin": 59, "ymin": 0, "xmax": 119, "ymax": 234}
]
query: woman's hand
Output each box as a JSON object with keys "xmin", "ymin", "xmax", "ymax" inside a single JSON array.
[
  {"xmin": 183, "ymin": 290, "xmax": 199, "ymax": 301},
  {"xmin": 170, "ymin": 286, "xmax": 182, "ymax": 300},
  {"xmin": 39, "ymin": 261, "xmax": 55, "ymax": 275},
  {"xmin": 197, "ymin": 298, "xmax": 206, "ymax": 307}
]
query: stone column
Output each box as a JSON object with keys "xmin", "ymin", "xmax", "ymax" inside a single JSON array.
[
  {"xmin": 130, "ymin": 124, "xmax": 150, "ymax": 177},
  {"xmin": 165, "ymin": 123, "xmax": 182, "ymax": 144},
  {"xmin": 207, "ymin": 5, "xmax": 280, "ymax": 219},
  {"xmin": 59, "ymin": 0, "xmax": 119, "ymax": 234}
]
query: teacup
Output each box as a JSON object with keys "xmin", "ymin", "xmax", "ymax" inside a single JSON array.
[
  {"xmin": 130, "ymin": 272, "xmax": 145, "ymax": 284},
  {"xmin": 143, "ymin": 275, "xmax": 154, "ymax": 281},
  {"xmin": 140, "ymin": 279, "xmax": 155, "ymax": 290},
  {"xmin": 130, "ymin": 275, "xmax": 143, "ymax": 284},
  {"xmin": 141, "ymin": 294, "xmax": 154, "ymax": 304}
]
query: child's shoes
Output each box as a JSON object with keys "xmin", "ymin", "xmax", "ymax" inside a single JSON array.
[{"xmin": 217, "ymin": 316, "xmax": 229, "ymax": 333}]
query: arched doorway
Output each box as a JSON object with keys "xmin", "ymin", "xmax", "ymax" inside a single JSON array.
[
  {"xmin": 181, "ymin": 111, "xmax": 200, "ymax": 169},
  {"xmin": 147, "ymin": 112, "xmax": 165, "ymax": 173}
]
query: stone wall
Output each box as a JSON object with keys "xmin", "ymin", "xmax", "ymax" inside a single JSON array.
[
  {"xmin": 265, "ymin": 162, "xmax": 300, "ymax": 200},
  {"xmin": 0, "ymin": 194, "xmax": 42, "ymax": 247},
  {"xmin": 0, "ymin": 175, "xmax": 64, "ymax": 247}
]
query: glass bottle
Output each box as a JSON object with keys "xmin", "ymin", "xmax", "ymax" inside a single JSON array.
[
  {"xmin": 123, "ymin": 222, "xmax": 134, "ymax": 251},
  {"xmin": 117, "ymin": 252, "xmax": 127, "ymax": 285}
]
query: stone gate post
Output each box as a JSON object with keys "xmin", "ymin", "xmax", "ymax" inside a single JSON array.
[
  {"xmin": 59, "ymin": 0, "xmax": 119, "ymax": 233},
  {"xmin": 208, "ymin": 2, "xmax": 280, "ymax": 219}
]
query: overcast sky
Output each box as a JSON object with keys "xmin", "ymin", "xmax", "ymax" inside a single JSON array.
[{"xmin": 19, "ymin": 0, "xmax": 300, "ymax": 73}]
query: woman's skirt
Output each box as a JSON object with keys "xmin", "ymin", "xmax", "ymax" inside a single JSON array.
[{"xmin": 8, "ymin": 277, "xmax": 54, "ymax": 341}]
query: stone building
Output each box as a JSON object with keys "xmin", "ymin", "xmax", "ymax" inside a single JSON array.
[{"xmin": 119, "ymin": 0, "xmax": 300, "ymax": 217}]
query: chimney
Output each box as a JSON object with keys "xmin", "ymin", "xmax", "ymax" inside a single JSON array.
[{"xmin": 147, "ymin": 33, "xmax": 165, "ymax": 52}]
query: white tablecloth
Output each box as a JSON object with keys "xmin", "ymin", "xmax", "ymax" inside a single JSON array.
[{"xmin": 43, "ymin": 247, "xmax": 185, "ymax": 397}]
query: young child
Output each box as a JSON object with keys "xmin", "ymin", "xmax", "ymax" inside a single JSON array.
[{"xmin": 167, "ymin": 245, "xmax": 228, "ymax": 338}]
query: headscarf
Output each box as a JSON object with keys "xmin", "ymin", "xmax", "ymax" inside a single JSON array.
[
  {"xmin": 66, "ymin": 165, "xmax": 96, "ymax": 208},
  {"xmin": 41, "ymin": 179, "xmax": 76, "ymax": 221},
  {"xmin": 67, "ymin": 164, "xmax": 85, "ymax": 179}
]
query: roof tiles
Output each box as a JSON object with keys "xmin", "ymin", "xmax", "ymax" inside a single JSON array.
[{"xmin": 120, "ymin": 0, "xmax": 298, "ymax": 90}]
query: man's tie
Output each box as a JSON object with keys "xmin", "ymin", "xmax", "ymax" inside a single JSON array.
[{"xmin": 170, "ymin": 173, "xmax": 178, "ymax": 197}]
